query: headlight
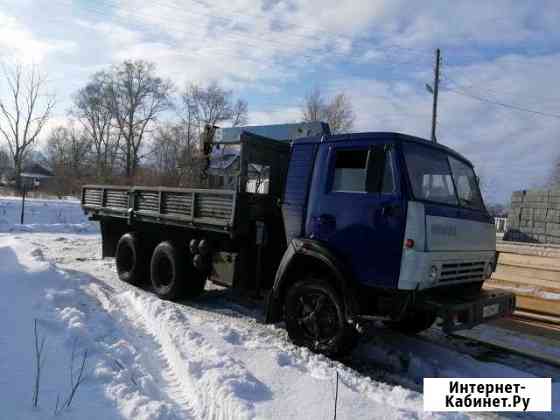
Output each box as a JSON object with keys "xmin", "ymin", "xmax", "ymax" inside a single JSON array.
[{"xmin": 429, "ymin": 265, "xmax": 439, "ymax": 282}]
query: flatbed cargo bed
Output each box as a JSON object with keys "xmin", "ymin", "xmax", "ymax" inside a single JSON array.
[
  {"xmin": 82, "ymin": 185, "xmax": 238, "ymax": 235},
  {"xmin": 82, "ymin": 132, "xmax": 291, "ymax": 239}
]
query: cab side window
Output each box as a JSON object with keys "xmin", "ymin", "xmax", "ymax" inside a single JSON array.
[
  {"xmin": 331, "ymin": 145, "xmax": 396, "ymax": 194},
  {"xmin": 332, "ymin": 149, "xmax": 369, "ymax": 192}
]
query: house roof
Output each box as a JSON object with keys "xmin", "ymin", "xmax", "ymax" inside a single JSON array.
[
  {"xmin": 21, "ymin": 163, "xmax": 53, "ymax": 177},
  {"xmin": 209, "ymin": 153, "xmax": 239, "ymax": 171}
]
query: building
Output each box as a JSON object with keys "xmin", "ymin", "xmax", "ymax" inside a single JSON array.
[{"xmin": 20, "ymin": 163, "xmax": 54, "ymax": 188}]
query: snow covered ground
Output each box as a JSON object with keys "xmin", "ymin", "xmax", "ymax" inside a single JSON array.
[
  {"xmin": 0, "ymin": 196, "xmax": 559, "ymax": 419},
  {"xmin": 0, "ymin": 196, "xmax": 97, "ymax": 234}
]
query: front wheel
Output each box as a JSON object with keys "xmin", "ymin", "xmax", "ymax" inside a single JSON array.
[{"xmin": 285, "ymin": 278, "xmax": 358, "ymax": 357}]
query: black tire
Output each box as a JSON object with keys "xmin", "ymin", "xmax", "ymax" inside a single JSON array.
[
  {"xmin": 285, "ymin": 278, "xmax": 358, "ymax": 357},
  {"xmin": 150, "ymin": 241, "xmax": 206, "ymax": 300},
  {"xmin": 115, "ymin": 233, "xmax": 147, "ymax": 286},
  {"xmin": 385, "ymin": 310, "xmax": 437, "ymax": 334}
]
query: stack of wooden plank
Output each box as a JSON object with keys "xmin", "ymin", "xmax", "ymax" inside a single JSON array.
[{"xmin": 485, "ymin": 241, "xmax": 560, "ymax": 321}]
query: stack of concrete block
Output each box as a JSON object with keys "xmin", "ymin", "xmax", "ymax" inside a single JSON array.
[{"xmin": 505, "ymin": 188, "xmax": 560, "ymax": 244}]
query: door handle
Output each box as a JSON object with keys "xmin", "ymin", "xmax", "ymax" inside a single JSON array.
[
  {"xmin": 317, "ymin": 214, "xmax": 336, "ymax": 227},
  {"xmin": 381, "ymin": 204, "xmax": 401, "ymax": 218}
]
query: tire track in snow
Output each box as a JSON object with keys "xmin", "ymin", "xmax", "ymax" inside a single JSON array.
[
  {"xmin": 48, "ymin": 257, "xmax": 271, "ymax": 419},
  {"xmin": 43, "ymin": 236, "xmax": 271, "ymax": 419},
  {"xmin": 87, "ymin": 282, "xmax": 197, "ymax": 419},
  {"xmin": 114, "ymin": 288, "xmax": 272, "ymax": 420},
  {"xmin": 111, "ymin": 288, "xmax": 432, "ymax": 419}
]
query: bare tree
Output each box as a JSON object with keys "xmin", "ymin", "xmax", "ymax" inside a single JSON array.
[
  {"xmin": 324, "ymin": 93, "xmax": 355, "ymax": 134},
  {"xmin": 182, "ymin": 82, "xmax": 248, "ymax": 129},
  {"xmin": 231, "ymin": 99, "xmax": 249, "ymax": 127},
  {"xmin": 148, "ymin": 122, "xmax": 209, "ymax": 187},
  {"xmin": 0, "ymin": 146, "xmax": 10, "ymax": 175},
  {"xmin": 301, "ymin": 87, "xmax": 354, "ymax": 134},
  {"xmin": 0, "ymin": 63, "xmax": 55, "ymax": 188},
  {"xmin": 45, "ymin": 124, "xmax": 91, "ymax": 195},
  {"xmin": 175, "ymin": 91, "xmax": 200, "ymax": 178},
  {"xmin": 72, "ymin": 74, "xmax": 120, "ymax": 180},
  {"xmin": 179, "ymin": 83, "xmax": 247, "ymax": 186},
  {"xmin": 148, "ymin": 123, "xmax": 182, "ymax": 184},
  {"xmin": 46, "ymin": 125, "xmax": 91, "ymax": 173},
  {"xmin": 302, "ymin": 88, "xmax": 325, "ymax": 123},
  {"xmin": 104, "ymin": 60, "xmax": 173, "ymax": 179}
]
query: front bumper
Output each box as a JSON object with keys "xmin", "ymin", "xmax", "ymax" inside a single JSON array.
[{"xmin": 418, "ymin": 289, "xmax": 516, "ymax": 333}]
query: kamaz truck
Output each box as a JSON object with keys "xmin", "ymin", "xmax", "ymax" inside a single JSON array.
[{"xmin": 81, "ymin": 124, "xmax": 515, "ymax": 356}]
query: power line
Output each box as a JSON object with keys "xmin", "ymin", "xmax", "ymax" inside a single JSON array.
[
  {"xmin": 443, "ymin": 73, "xmax": 560, "ymax": 107},
  {"xmin": 445, "ymin": 86, "xmax": 560, "ymax": 119}
]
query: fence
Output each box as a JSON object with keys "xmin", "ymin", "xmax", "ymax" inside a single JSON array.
[{"xmin": 495, "ymin": 217, "xmax": 508, "ymax": 234}]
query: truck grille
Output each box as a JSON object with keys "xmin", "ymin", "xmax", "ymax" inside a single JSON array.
[{"xmin": 440, "ymin": 261, "xmax": 485, "ymax": 282}]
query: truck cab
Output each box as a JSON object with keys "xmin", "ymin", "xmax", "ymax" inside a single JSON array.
[
  {"xmin": 82, "ymin": 127, "xmax": 514, "ymax": 357},
  {"xmin": 266, "ymin": 132, "xmax": 513, "ymax": 354},
  {"xmin": 303, "ymin": 132, "xmax": 496, "ymax": 291}
]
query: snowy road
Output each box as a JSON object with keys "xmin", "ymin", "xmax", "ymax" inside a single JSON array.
[{"xmin": 1, "ymin": 197, "xmax": 559, "ymax": 419}]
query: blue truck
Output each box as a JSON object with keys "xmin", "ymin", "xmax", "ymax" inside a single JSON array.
[{"xmin": 82, "ymin": 124, "xmax": 515, "ymax": 356}]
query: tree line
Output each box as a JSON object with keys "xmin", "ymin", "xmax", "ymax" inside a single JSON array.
[{"xmin": 0, "ymin": 60, "xmax": 357, "ymax": 196}]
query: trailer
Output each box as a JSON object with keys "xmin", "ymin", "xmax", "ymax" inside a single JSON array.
[{"xmin": 83, "ymin": 126, "xmax": 515, "ymax": 356}]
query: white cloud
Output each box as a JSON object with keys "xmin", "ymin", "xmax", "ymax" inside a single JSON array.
[
  {"xmin": 62, "ymin": 1, "xmax": 560, "ymax": 93},
  {"xmin": 249, "ymin": 106, "xmax": 302, "ymax": 126},
  {"xmin": 0, "ymin": 11, "xmax": 75, "ymax": 64},
  {"xmin": 1, "ymin": 0, "xmax": 559, "ymax": 204}
]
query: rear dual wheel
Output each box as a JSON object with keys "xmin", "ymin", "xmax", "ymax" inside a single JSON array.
[
  {"xmin": 115, "ymin": 233, "xmax": 206, "ymax": 300},
  {"xmin": 115, "ymin": 233, "xmax": 148, "ymax": 286},
  {"xmin": 150, "ymin": 241, "xmax": 206, "ymax": 300}
]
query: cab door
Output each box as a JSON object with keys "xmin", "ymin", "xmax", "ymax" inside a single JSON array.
[{"xmin": 306, "ymin": 138, "xmax": 405, "ymax": 288}]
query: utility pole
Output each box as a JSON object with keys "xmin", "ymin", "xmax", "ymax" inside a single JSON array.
[{"xmin": 430, "ymin": 48, "xmax": 441, "ymax": 143}]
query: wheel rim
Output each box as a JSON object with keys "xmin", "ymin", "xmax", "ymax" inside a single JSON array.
[
  {"xmin": 118, "ymin": 244, "xmax": 134, "ymax": 273},
  {"xmin": 294, "ymin": 291, "xmax": 340, "ymax": 343},
  {"xmin": 156, "ymin": 257, "xmax": 173, "ymax": 287}
]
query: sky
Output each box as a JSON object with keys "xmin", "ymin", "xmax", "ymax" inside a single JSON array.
[{"xmin": 0, "ymin": 0, "xmax": 559, "ymax": 204}]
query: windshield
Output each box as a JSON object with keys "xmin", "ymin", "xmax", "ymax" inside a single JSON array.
[
  {"xmin": 403, "ymin": 143, "xmax": 485, "ymax": 211},
  {"xmin": 448, "ymin": 156, "xmax": 485, "ymax": 210}
]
